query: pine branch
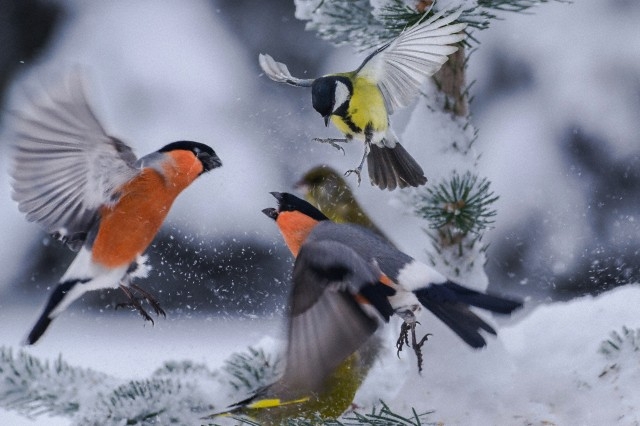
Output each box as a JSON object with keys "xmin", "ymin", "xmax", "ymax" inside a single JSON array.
[
  {"xmin": 599, "ymin": 326, "xmax": 640, "ymax": 359},
  {"xmin": 217, "ymin": 400, "xmax": 435, "ymax": 426},
  {"xmin": 0, "ymin": 346, "xmax": 113, "ymax": 419},
  {"xmin": 410, "ymin": 171, "xmax": 498, "ymax": 277},
  {"xmin": 295, "ymin": 0, "xmax": 565, "ymax": 50},
  {"xmin": 414, "ymin": 171, "xmax": 498, "ymax": 236},
  {"xmin": 222, "ymin": 346, "xmax": 282, "ymax": 393}
]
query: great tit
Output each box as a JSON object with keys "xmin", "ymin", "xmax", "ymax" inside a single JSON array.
[
  {"xmin": 9, "ymin": 68, "xmax": 222, "ymax": 345},
  {"xmin": 259, "ymin": 9, "xmax": 467, "ymax": 191}
]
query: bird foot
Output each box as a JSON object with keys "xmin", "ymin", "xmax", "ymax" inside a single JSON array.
[
  {"xmin": 312, "ymin": 137, "xmax": 347, "ymax": 155},
  {"xmin": 344, "ymin": 168, "xmax": 362, "ymax": 186},
  {"xmin": 396, "ymin": 321, "xmax": 431, "ymax": 373},
  {"xmin": 117, "ymin": 284, "xmax": 166, "ymax": 324}
]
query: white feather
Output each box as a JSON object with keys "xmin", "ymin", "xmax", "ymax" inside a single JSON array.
[
  {"xmin": 396, "ymin": 260, "xmax": 447, "ymax": 291},
  {"xmin": 9, "ymin": 68, "xmax": 139, "ymax": 244},
  {"xmin": 356, "ymin": 9, "xmax": 467, "ymax": 114},
  {"xmin": 333, "ymin": 80, "xmax": 351, "ymax": 113}
]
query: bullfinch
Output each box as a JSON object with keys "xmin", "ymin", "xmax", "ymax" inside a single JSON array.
[{"xmin": 9, "ymin": 69, "xmax": 222, "ymax": 345}]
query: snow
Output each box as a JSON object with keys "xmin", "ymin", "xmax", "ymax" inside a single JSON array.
[
  {"xmin": 3, "ymin": 284, "xmax": 640, "ymax": 424},
  {"xmin": 2, "ymin": 0, "xmax": 640, "ymax": 423},
  {"xmin": 382, "ymin": 284, "xmax": 640, "ymax": 424}
]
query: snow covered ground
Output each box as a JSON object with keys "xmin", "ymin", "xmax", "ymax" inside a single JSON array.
[{"xmin": 2, "ymin": 284, "xmax": 640, "ymax": 424}]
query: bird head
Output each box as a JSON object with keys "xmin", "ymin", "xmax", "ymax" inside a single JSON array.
[
  {"xmin": 158, "ymin": 141, "xmax": 222, "ymax": 174},
  {"xmin": 311, "ymin": 76, "xmax": 352, "ymax": 126},
  {"xmin": 263, "ymin": 192, "xmax": 329, "ymax": 256},
  {"xmin": 262, "ymin": 192, "xmax": 329, "ymax": 222},
  {"xmin": 296, "ymin": 165, "xmax": 350, "ymax": 210}
]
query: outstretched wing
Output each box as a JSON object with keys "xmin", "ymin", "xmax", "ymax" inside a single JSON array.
[
  {"xmin": 356, "ymin": 9, "xmax": 467, "ymax": 114},
  {"xmin": 258, "ymin": 53, "xmax": 315, "ymax": 87},
  {"xmin": 274, "ymin": 240, "xmax": 389, "ymax": 399},
  {"xmin": 9, "ymin": 68, "xmax": 138, "ymax": 249}
]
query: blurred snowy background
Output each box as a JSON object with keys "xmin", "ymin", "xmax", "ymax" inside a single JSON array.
[{"xmin": 0, "ymin": 0, "xmax": 639, "ymax": 424}]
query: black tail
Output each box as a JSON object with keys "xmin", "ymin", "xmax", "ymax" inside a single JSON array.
[
  {"xmin": 25, "ymin": 280, "xmax": 79, "ymax": 345},
  {"xmin": 414, "ymin": 281, "xmax": 522, "ymax": 348},
  {"xmin": 367, "ymin": 143, "xmax": 427, "ymax": 190}
]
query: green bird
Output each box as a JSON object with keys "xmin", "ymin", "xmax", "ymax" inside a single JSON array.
[
  {"xmin": 259, "ymin": 9, "xmax": 466, "ymax": 190},
  {"xmin": 296, "ymin": 165, "xmax": 388, "ymax": 239}
]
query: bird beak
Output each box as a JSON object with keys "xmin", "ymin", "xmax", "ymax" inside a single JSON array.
[
  {"xmin": 270, "ymin": 192, "xmax": 284, "ymax": 202},
  {"xmin": 262, "ymin": 208, "xmax": 278, "ymax": 220},
  {"xmin": 198, "ymin": 151, "xmax": 222, "ymax": 173},
  {"xmin": 294, "ymin": 179, "xmax": 308, "ymax": 193},
  {"xmin": 323, "ymin": 115, "xmax": 330, "ymax": 127},
  {"xmin": 263, "ymin": 192, "xmax": 283, "ymax": 220}
]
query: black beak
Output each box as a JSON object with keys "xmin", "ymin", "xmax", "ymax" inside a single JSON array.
[
  {"xmin": 269, "ymin": 191, "xmax": 284, "ymax": 202},
  {"xmin": 262, "ymin": 208, "xmax": 278, "ymax": 220},
  {"xmin": 263, "ymin": 193, "xmax": 284, "ymax": 220},
  {"xmin": 323, "ymin": 115, "xmax": 330, "ymax": 127},
  {"xmin": 198, "ymin": 151, "xmax": 222, "ymax": 173}
]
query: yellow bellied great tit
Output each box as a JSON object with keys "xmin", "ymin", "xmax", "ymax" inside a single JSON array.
[
  {"xmin": 264, "ymin": 192, "xmax": 523, "ymax": 370},
  {"xmin": 296, "ymin": 165, "xmax": 388, "ymax": 239},
  {"xmin": 259, "ymin": 9, "xmax": 467, "ymax": 191},
  {"xmin": 9, "ymin": 69, "xmax": 222, "ymax": 345}
]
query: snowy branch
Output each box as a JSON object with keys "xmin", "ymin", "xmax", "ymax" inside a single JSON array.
[{"xmin": 294, "ymin": 0, "xmax": 564, "ymax": 51}]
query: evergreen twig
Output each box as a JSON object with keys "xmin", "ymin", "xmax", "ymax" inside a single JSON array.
[
  {"xmin": 414, "ymin": 171, "xmax": 498, "ymax": 236},
  {"xmin": 297, "ymin": 0, "xmax": 564, "ymax": 51}
]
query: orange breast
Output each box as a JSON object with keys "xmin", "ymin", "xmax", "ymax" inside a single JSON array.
[
  {"xmin": 277, "ymin": 211, "xmax": 319, "ymax": 257},
  {"xmin": 92, "ymin": 151, "xmax": 203, "ymax": 268}
]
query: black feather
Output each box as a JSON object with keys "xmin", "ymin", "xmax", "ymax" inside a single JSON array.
[
  {"xmin": 414, "ymin": 281, "xmax": 522, "ymax": 348},
  {"xmin": 367, "ymin": 143, "xmax": 427, "ymax": 190},
  {"xmin": 25, "ymin": 279, "xmax": 88, "ymax": 345}
]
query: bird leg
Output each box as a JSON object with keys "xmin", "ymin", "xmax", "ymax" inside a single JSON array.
[
  {"xmin": 396, "ymin": 320, "xmax": 431, "ymax": 373},
  {"xmin": 312, "ymin": 137, "xmax": 348, "ymax": 155},
  {"xmin": 344, "ymin": 142, "xmax": 370, "ymax": 186},
  {"xmin": 116, "ymin": 284, "xmax": 166, "ymax": 324}
]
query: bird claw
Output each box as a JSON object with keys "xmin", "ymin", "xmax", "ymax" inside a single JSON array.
[
  {"xmin": 117, "ymin": 284, "xmax": 166, "ymax": 324},
  {"xmin": 344, "ymin": 168, "xmax": 362, "ymax": 186},
  {"xmin": 396, "ymin": 321, "xmax": 431, "ymax": 373},
  {"xmin": 312, "ymin": 137, "xmax": 347, "ymax": 155}
]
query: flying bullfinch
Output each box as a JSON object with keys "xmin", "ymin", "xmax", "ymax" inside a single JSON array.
[
  {"xmin": 259, "ymin": 8, "xmax": 467, "ymax": 190},
  {"xmin": 263, "ymin": 192, "xmax": 523, "ymax": 370},
  {"xmin": 206, "ymin": 214, "xmax": 394, "ymax": 424},
  {"xmin": 8, "ymin": 69, "xmax": 222, "ymax": 345}
]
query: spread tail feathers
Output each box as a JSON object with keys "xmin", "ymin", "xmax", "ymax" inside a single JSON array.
[
  {"xmin": 24, "ymin": 280, "xmax": 83, "ymax": 345},
  {"xmin": 414, "ymin": 281, "xmax": 522, "ymax": 348},
  {"xmin": 367, "ymin": 143, "xmax": 427, "ymax": 190}
]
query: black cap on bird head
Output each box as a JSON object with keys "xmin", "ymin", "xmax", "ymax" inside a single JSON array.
[
  {"xmin": 311, "ymin": 76, "xmax": 352, "ymax": 127},
  {"xmin": 262, "ymin": 192, "xmax": 329, "ymax": 221},
  {"xmin": 159, "ymin": 140, "xmax": 222, "ymax": 174}
]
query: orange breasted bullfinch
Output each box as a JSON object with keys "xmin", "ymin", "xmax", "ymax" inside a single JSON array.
[
  {"xmin": 206, "ymin": 205, "xmax": 394, "ymax": 424},
  {"xmin": 259, "ymin": 9, "xmax": 467, "ymax": 190},
  {"xmin": 262, "ymin": 192, "xmax": 523, "ymax": 371},
  {"xmin": 9, "ymin": 69, "xmax": 222, "ymax": 345}
]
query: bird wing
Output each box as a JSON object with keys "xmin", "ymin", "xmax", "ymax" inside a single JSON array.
[
  {"xmin": 258, "ymin": 53, "xmax": 315, "ymax": 87},
  {"xmin": 9, "ymin": 68, "xmax": 138, "ymax": 249},
  {"xmin": 356, "ymin": 9, "xmax": 467, "ymax": 114},
  {"xmin": 274, "ymin": 240, "xmax": 382, "ymax": 399}
]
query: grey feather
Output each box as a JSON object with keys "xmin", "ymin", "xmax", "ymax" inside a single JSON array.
[
  {"xmin": 273, "ymin": 240, "xmax": 380, "ymax": 398},
  {"xmin": 307, "ymin": 221, "xmax": 414, "ymax": 282},
  {"xmin": 258, "ymin": 53, "xmax": 315, "ymax": 87},
  {"xmin": 356, "ymin": 9, "xmax": 467, "ymax": 114},
  {"xmin": 8, "ymin": 68, "xmax": 138, "ymax": 248}
]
